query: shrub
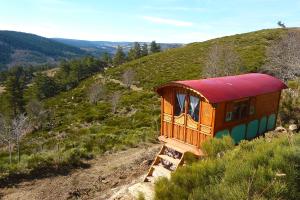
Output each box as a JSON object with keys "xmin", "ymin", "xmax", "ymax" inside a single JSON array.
[
  {"xmin": 201, "ymin": 135, "xmax": 235, "ymax": 158},
  {"xmin": 155, "ymin": 133, "xmax": 300, "ymax": 200}
]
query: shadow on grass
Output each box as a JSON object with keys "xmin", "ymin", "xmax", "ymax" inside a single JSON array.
[{"xmin": 0, "ymin": 162, "xmax": 91, "ymax": 188}]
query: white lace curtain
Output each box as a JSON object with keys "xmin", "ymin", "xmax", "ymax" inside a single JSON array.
[
  {"xmin": 189, "ymin": 96, "xmax": 199, "ymax": 118},
  {"xmin": 176, "ymin": 93, "xmax": 186, "ymax": 113}
]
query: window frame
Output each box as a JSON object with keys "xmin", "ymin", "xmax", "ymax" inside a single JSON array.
[
  {"xmin": 225, "ymin": 99, "xmax": 250, "ymax": 122},
  {"xmin": 174, "ymin": 92, "xmax": 201, "ymax": 122}
]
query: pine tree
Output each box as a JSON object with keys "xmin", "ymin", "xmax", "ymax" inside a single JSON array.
[
  {"xmin": 133, "ymin": 42, "xmax": 141, "ymax": 58},
  {"xmin": 113, "ymin": 46, "xmax": 126, "ymax": 66},
  {"xmin": 5, "ymin": 66, "xmax": 26, "ymax": 116},
  {"xmin": 128, "ymin": 42, "xmax": 142, "ymax": 61},
  {"xmin": 34, "ymin": 73, "xmax": 58, "ymax": 99},
  {"xmin": 101, "ymin": 52, "xmax": 112, "ymax": 66},
  {"xmin": 150, "ymin": 41, "xmax": 161, "ymax": 54},
  {"xmin": 128, "ymin": 47, "xmax": 136, "ymax": 61},
  {"xmin": 141, "ymin": 43, "xmax": 148, "ymax": 57}
]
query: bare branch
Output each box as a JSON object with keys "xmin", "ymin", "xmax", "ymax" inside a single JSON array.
[
  {"xmin": 203, "ymin": 43, "xmax": 241, "ymax": 78},
  {"xmin": 122, "ymin": 69, "xmax": 135, "ymax": 88},
  {"xmin": 111, "ymin": 91, "xmax": 121, "ymax": 114},
  {"xmin": 87, "ymin": 82, "xmax": 105, "ymax": 105},
  {"xmin": 263, "ymin": 30, "xmax": 300, "ymax": 81}
]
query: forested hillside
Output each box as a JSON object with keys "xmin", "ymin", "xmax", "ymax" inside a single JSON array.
[
  {"xmin": 53, "ymin": 38, "xmax": 182, "ymax": 56},
  {"xmin": 0, "ymin": 31, "xmax": 86, "ymax": 70}
]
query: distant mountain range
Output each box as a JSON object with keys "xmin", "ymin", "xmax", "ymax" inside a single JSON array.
[
  {"xmin": 0, "ymin": 30, "xmax": 182, "ymax": 71},
  {"xmin": 52, "ymin": 38, "xmax": 182, "ymax": 56},
  {"xmin": 0, "ymin": 31, "xmax": 86, "ymax": 71}
]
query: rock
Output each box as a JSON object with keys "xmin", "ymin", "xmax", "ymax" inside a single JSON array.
[
  {"xmin": 275, "ymin": 126, "xmax": 287, "ymax": 132},
  {"xmin": 102, "ymin": 179, "xmax": 109, "ymax": 184},
  {"xmin": 289, "ymin": 124, "xmax": 298, "ymax": 131},
  {"xmin": 119, "ymin": 175, "xmax": 127, "ymax": 179}
]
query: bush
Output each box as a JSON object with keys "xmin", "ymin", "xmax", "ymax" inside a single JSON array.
[
  {"xmin": 155, "ymin": 133, "xmax": 300, "ymax": 200},
  {"xmin": 201, "ymin": 135, "xmax": 235, "ymax": 158}
]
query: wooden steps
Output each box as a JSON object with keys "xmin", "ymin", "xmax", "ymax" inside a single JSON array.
[
  {"xmin": 159, "ymin": 136, "xmax": 204, "ymax": 157},
  {"xmin": 144, "ymin": 143, "xmax": 185, "ymax": 182},
  {"xmin": 158, "ymin": 155, "xmax": 180, "ymax": 165}
]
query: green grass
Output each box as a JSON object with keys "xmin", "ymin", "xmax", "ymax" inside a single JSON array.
[
  {"xmin": 106, "ymin": 28, "xmax": 285, "ymax": 89},
  {"xmin": 155, "ymin": 133, "xmax": 300, "ymax": 200}
]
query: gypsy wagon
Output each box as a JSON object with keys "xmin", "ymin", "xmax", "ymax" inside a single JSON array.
[{"xmin": 144, "ymin": 73, "xmax": 287, "ymax": 182}]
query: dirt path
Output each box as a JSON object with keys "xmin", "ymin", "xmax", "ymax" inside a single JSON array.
[
  {"xmin": 97, "ymin": 74, "xmax": 143, "ymax": 91},
  {"xmin": 0, "ymin": 144, "xmax": 161, "ymax": 200}
]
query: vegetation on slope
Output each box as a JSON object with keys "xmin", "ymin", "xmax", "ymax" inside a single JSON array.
[
  {"xmin": 106, "ymin": 29, "xmax": 285, "ymax": 89},
  {"xmin": 155, "ymin": 133, "xmax": 300, "ymax": 200},
  {"xmin": 0, "ymin": 73, "xmax": 160, "ymax": 181}
]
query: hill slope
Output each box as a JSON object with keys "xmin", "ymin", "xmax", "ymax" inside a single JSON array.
[
  {"xmin": 106, "ymin": 28, "xmax": 286, "ymax": 89},
  {"xmin": 0, "ymin": 28, "xmax": 295, "ymax": 189},
  {"xmin": 0, "ymin": 31, "xmax": 86, "ymax": 70}
]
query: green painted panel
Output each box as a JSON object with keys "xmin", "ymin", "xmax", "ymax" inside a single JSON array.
[
  {"xmin": 231, "ymin": 124, "xmax": 246, "ymax": 144},
  {"xmin": 246, "ymin": 120, "xmax": 259, "ymax": 139},
  {"xmin": 258, "ymin": 116, "xmax": 267, "ymax": 135},
  {"xmin": 215, "ymin": 129, "xmax": 230, "ymax": 139},
  {"xmin": 267, "ymin": 114, "xmax": 276, "ymax": 130}
]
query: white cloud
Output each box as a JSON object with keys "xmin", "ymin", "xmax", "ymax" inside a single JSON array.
[
  {"xmin": 142, "ymin": 16, "xmax": 193, "ymax": 27},
  {"xmin": 143, "ymin": 6, "xmax": 205, "ymax": 12}
]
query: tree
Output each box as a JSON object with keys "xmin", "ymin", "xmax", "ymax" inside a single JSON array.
[
  {"xmin": 141, "ymin": 43, "xmax": 149, "ymax": 57},
  {"xmin": 263, "ymin": 30, "xmax": 300, "ymax": 81},
  {"xmin": 12, "ymin": 113, "xmax": 29, "ymax": 163},
  {"xmin": 34, "ymin": 73, "xmax": 58, "ymax": 99},
  {"xmin": 0, "ymin": 114, "xmax": 14, "ymax": 164},
  {"xmin": 122, "ymin": 68, "xmax": 135, "ymax": 88},
  {"xmin": 5, "ymin": 66, "xmax": 26, "ymax": 116},
  {"xmin": 101, "ymin": 52, "xmax": 112, "ymax": 66},
  {"xmin": 128, "ymin": 42, "xmax": 142, "ymax": 61},
  {"xmin": 0, "ymin": 113, "xmax": 29, "ymax": 164},
  {"xmin": 203, "ymin": 43, "xmax": 242, "ymax": 78},
  {"xmin": 150, "ymin": 41, "xmax": 161, "ymax": 54},
  {"xmin": 87, "ymin": 82, "xmax": 105, "ymax": 105},
  {"xmin": 26, "ymin": 100, "xmax": 49, "ymax": 130},
  {"xmin": 111, "ymin": 91, "xmax": 121, "ymax": 114},
  {"xmin": 277, "ymin": 21, "xmax": 286, "ymax": 29},
  {"xmin": 113, "ymin": 46, "xmax": 126, "ymax": 66}
]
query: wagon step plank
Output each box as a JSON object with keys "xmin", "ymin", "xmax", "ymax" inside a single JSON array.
[
  {"xmin": 144, "ymin": 175, "xmax": 155, "ymax": 183},
  {"xmin": 152, "ymin": 165, "xmax": 171, "ymax": 178},
  {"xmin": 158, "ymin": 154, "xmax": 180, "ymax": 165},
  {"xmin": 164, "ymin": 142, "xmax": 186, "ymax": 154}
]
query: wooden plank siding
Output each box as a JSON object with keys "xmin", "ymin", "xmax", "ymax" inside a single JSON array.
[
  {"xmin": 213, "ymin": 91, "xmax": 281, "ymax": 135},
  {"xmin": 160, "ymin": 86, "xmax": 214, "ymax": 148}
]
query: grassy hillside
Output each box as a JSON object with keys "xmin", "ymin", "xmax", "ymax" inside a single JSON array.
[
  {"xmin": 0, "ymin": 28, "xmax": 296, "ymax": 183},
  {"xmin": 0, "ymin": 31, "xmax": 86, "ymax": 70},
  {"xmin": 106, "ymin": 28, "xmax": 285, "ymax": 89}
]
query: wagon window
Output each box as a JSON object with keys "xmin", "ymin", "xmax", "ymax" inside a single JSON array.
[
  {"xmin": 232, "ymin": 100, "xmax": 249, "ymax": 120},
  {"xmin": 189, "ymin": 96, "xmax": 200, "ymax": 121},
  {"xmin": 175, "ymin": 93, "xmax": 186, "ymax": 116}
]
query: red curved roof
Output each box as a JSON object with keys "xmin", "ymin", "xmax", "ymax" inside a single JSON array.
[{"xmin": 157, "ymin": 73, "xmax": 287, "ymax": 103}]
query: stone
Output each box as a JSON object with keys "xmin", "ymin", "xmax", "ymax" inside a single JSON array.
[
  {"xmin": 289, "ymin": 124, "xmax": 298, "ymax": 131},
  {"xmin": 275, "ymin": 126, "xmax": 287, "ymax": 132}
]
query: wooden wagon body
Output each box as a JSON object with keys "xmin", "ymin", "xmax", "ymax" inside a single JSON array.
[{"xmin": 156, "ymin": 73, "xmax": 287, "ymax": 152}]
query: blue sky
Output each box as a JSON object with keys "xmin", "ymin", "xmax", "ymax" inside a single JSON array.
[{"xmin": 0, "ymin": 0, "xmax": 299, "ymax": 43}]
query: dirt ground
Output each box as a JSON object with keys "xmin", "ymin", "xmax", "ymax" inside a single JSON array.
[{"xmin": 0, "ymin": 144, "xmax": 161, "ymax": 200}]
